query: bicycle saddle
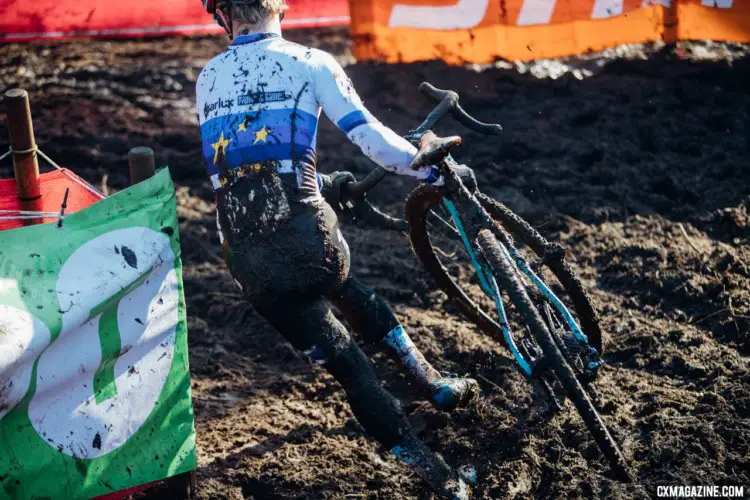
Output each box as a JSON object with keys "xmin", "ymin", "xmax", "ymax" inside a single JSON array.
[{"xmin": 410, "ymin": 131, "xmax": 462, "ymax": 170}]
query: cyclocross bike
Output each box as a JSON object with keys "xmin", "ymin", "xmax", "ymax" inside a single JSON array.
[{"xmin": 340, "ymin": 83, "xmax": 633, "ymax": 482}]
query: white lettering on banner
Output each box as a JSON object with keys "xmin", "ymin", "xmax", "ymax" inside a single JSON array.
[
  {"xmin": 0, "ymin": 305, "xmax": 51, "ymax": 421},
  {"xmin": 388, "ymin": 0, "xmax": 489, "ymax": 30},
  {"xmin": 702, "ymin": 0, "xmax": 733, "ymax": 7},
  {"xmin": 642, "ymin": 0, "xmax": 672, "ymax": 6},
  {"xmin": 517, "ymin": 0, "xmax": 559, "ymax": 26},
  {"xmin": 592, "ymin": 0, "xmax": 623, "ymax": 18},
  {"xmin": 28, "ymin": 228, "xmax": 179, "ymax": 458}
]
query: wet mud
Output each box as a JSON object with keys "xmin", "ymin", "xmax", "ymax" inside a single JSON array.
[{"xmin": 1, "ymin": 30, "xmax": 749, "ymax": 499}]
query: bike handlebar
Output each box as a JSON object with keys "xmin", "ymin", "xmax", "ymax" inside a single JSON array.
[
  {"xmin": 338, "ymin": 82, "xmax": 502, "ymax": 230},
  {"xmin": 419, "ymin": 83, "xmax": 503, "ymax": 135},
  {"xmin": 341, "ymin": 166, "xmax": 388, "ymax": 199},
  {"xmin": 418, "ymin": 82, "xmax": 459, "ymax": 104},
  {"xmin": 357, "ymin": 198, "xmax": 409, "ymax": 231}
]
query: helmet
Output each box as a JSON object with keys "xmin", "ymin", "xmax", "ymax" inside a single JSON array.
[
  {"xmin": 203, "ymin": 0, "xmax": 261, "ymax": 38},
  {"xmin": 203, "ymin": 0, "xmax": 232, "ymax": 37}
]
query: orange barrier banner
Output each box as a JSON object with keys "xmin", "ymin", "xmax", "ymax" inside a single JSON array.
[
  {"xmin": 0, "ymin": 0, "xmax": 349, "ymax": 42},
  {"xmin": 350, "ymin": 0, "xmax": 750, "ymax": 63}
]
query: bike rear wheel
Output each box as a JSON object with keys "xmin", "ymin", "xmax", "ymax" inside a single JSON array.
[
  {"xmin": 475, "ymin": 229, "xmax": 632, "ymax": 482},
  {"xmin": 405, "ymin": 184, "xmax": 604, "ymax": 353}
]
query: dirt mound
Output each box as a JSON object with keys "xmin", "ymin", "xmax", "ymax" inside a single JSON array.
[{"xmin": 1, "ymin": 30, "xmax": 749, "ymax": 499}]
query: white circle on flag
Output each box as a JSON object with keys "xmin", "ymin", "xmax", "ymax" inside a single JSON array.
[
  {"xmin": 0, "ymin": 305, "xmax": 51, "ymax": 422},
  {"xmin": 29, "ymin": 228, "xmax": 179, "ymax": 458}
]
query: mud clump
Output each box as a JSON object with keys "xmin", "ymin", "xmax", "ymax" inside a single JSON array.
[{"xmin": 1, "ymin": 31, "xmax": 749, "ymax": 498}]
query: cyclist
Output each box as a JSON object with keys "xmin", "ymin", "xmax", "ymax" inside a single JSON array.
[{"xmin": 196, "ymin": 0, "xmax": 478, "ymax": 497}]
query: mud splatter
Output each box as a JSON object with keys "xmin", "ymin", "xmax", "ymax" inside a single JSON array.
[
  {"xmin": 121, "ymin": 246, "xmax": 138, "ymax": 269},
  {"xmin": 92, "ymin": 432, "xmax": 102, "ymax": 450}
]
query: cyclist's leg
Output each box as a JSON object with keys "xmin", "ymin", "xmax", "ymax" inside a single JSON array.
[
  {"xmin": 255, "ymin": 297, "xmax": 468, "ymax": 498},
  {"xmin": 329, "ymin": 277, "xmax": 479, "ymax": 412}
]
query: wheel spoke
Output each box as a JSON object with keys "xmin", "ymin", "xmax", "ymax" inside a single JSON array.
[
  {"xmin": 426, "ymin": 219, "xmax": 461, "ymax": 257},
  {"xmin": 429, "ymin": 209, "xmax": 460, "ymax": 238}
]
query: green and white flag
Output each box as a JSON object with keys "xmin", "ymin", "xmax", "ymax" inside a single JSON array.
[{"xmin": 0, "ymin": 169, "xmax": 196, "ymax": 499}]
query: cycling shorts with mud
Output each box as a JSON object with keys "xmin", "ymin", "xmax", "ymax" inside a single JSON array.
[{"xmin": 223, "ymin": 198, "xmax": 414, "ymax": 449}]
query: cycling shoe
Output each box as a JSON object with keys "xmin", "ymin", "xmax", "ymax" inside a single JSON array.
[{"xmin": 428, "ymin": 376, "xmax": 480, "ymax": 412}]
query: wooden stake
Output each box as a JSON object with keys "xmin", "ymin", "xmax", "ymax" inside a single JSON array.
[
  {"xmin": 5, "ymin": 88, "xmax": 43, "ymax": 225},
  {"xmin": 128, "ymin": 146, "xmax": 156, "ymax": 186}
]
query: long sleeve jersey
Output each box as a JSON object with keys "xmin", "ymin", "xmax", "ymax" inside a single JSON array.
[{"xmin": 196, "ymin": 32, "xmax": 439, "ymax": 202}]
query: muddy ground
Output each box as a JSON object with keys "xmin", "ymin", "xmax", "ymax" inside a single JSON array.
[{"xmin": 1, "ymin": 29, "xmax": 749, "ymax": 499}]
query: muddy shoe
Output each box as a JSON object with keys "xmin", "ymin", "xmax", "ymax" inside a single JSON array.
[
  {"xmin": 428, "ymin": 376, "xmax": 480, "ymax": 412},
  {"xmin": 391, "ymin": 439, "xmax": 470, "ymax": 499}
]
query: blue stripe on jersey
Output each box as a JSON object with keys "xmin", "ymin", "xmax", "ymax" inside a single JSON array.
[
  {"xmin": 337, "ymin": 110, "xmax": 375, "ymax": 134},
  {"xmin": 231, "ymin": 33, "xmax": 280, "ymax": 46},
  {"xmin": 200, "ymin": 108, "xmax": 318, "ymax": 174}
]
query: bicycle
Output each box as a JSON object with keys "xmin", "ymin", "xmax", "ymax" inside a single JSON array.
[{"xmin": 339, "ymin": 83, "xmax": 633, "ymax": 482}]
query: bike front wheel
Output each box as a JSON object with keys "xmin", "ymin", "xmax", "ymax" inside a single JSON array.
[{"xmin": 475, "ymin": 229, "xmax": 632, "ymax": 482}]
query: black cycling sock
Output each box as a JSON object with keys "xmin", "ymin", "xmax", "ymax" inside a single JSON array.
[{"xmin": 331, "ymin": 277, "xmax": 441, "ymax": 390}]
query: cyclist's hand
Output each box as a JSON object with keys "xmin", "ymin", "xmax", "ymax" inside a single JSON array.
[{"xmin": 318, "ymin": 171, "xmax": 356, "ymax": 210}]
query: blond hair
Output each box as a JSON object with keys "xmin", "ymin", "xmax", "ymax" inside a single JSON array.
[{"xmin": 232, "ymin": 0, "xmax": 289, "ymax": 25}]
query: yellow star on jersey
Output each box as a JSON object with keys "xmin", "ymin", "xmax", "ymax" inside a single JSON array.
[
  {"xmin": 237, "ymin": 121, "xmax": 247, "ymax": 133},
  {"xmin": 210, "ymin": 132, "xmax": 232, "ymax": 164},
  {"xmin": 253, "ymin": 126, "xmax": 271, "ymax": 144}
]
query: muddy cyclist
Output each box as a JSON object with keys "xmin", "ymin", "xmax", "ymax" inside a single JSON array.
[{"xmin": 195, "ymin": 0, "xmax": 480, "ymax": 497}]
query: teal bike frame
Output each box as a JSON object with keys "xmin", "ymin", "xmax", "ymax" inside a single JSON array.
[{"xmin": 442, "ymin": 198, "xmax": 590, "ymax": 377}]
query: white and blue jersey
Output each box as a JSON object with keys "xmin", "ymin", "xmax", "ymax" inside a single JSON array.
[{"xmin": 196, "ymin": 31, "xmax": 438, "ymax": 203}]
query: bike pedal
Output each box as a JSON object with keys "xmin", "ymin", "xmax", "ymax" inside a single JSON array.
[
  {"xmin": 582, "ymin": 348, "xmax": 604, "ymax": 380},
  {"xmin": 587, "ymin": 358, "xmax": 604, "ymax": 372}
]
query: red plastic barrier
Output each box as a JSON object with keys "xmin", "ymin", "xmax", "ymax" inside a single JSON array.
[
  {"xmin": 0, "ymin": 0, "xmax": 349, "ymax": 42},
  {"xmin": 0, "ymin": 170, "xmax": 102, "ymax": 231}
]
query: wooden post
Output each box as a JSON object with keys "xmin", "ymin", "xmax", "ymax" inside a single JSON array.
[
  {"xmin": 128, "ymin": 147, "xmax": 156, "ymax": 185},
  {"xmin": 5, "ymin": 88, "xmax": 43, "ymax": 225}
]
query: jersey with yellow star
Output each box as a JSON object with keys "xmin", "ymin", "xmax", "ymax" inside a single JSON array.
[{"xmin": 196, "ymin": 31, "xmax": 440, "ymax": 203}]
